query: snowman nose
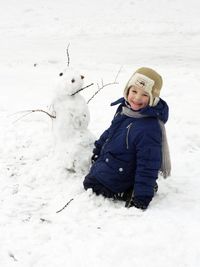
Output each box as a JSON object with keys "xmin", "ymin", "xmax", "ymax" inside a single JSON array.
[{"xmin": 81, "ymin": 75, "xmax": 84, "ymax": 79}]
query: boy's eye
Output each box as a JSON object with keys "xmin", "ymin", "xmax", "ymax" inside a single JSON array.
[{"xmin": 142, "ymin": 93, "xmax": 149, "ymax": 97}]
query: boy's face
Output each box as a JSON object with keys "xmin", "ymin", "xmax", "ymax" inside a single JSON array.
[{"xmin": 127, "ymin": 86, "xmax": 150, "ymax": 111}]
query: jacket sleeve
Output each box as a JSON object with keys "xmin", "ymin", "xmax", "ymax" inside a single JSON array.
[
  {"xmin": 93, "ymin": 128, "xmax": 110, "ymax": 155},
  {"xmin": 134, "ymin": 129, "xmax": 162, "ymax": 203},
  {"xmin": 93, "ymin": 105, "xmax": 121, "ymax": 155}
]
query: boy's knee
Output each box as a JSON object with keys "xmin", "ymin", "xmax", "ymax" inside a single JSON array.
[
  {"xmin": 83, "ymin": 175, "xmax": 95, "ymax": 190},
  {"xmin": 83, "ymin": 175, "xmax": 115, "ymax": 198}
]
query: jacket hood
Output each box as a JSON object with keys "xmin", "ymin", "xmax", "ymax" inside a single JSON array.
[{"xmin": 111, "ymin": 97, "xmax": 169, "ymax": 123}]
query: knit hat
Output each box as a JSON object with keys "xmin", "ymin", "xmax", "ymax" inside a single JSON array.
[{"xmin": 124, "ymin": 67, "xmax": 163, "ymax": 106}]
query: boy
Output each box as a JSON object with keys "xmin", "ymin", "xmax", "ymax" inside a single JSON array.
[{"xmin": 83, "ymin": 67, "xmax": 171, "ymax": 210}]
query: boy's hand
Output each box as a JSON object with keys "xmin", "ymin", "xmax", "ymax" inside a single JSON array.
[
  {"xmin": 91, "ymin": 147, "xmax": 100, "ymax": 164},
  {"xmin": 91, "ymin": 154, "xmax": 99, "ymax": 164},
  {"xmin": 125, "ymin": 196, "xmax": 152, "ymax": 210},
  {"xmin": 125, "ymin": 197, "xmax": 147, "ymax": 210}
]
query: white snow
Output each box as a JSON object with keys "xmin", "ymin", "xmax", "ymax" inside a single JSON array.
[{"xmin": 0, "ymin": 0, "xmax": 200, "ymax": 266}]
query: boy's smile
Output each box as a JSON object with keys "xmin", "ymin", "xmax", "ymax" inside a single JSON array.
[{"xmin": 127, "ymin": 86, "xmax": 150, "ymax": 111}]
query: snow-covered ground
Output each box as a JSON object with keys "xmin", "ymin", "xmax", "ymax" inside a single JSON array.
[{"xmin": 1, "ymin": 0, "xmax": 200, "ymax": 266}]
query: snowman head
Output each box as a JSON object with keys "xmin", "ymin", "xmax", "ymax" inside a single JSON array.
[{"xmin": 58, "ymin": 68, "xmax": 84, "ymax": 96}]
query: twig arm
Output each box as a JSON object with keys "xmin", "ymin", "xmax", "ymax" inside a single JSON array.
[
  {"xmin": 87, "ymin": 66, "xmax": 123, "ymax": 104},
  {"xmin": 71, "ymin": 83, "xmax": 94, "ymax": 96},
  {"xmin": 11, "ymin": 109, "xmax": 56, "ymax": 123}
]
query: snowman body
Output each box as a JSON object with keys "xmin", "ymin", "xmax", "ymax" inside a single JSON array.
[{"xmin": 51, "ymin": 69, "xmax": 94, "ymax": 174}]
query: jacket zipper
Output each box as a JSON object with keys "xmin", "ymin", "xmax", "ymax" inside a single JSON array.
[
  {"xmin": 126, "ymin": 123, "xmax": 133, "ymax": 149},
  {"xmin": 101, "ymin": 138, "xmax": 109, "ymax": 152}
]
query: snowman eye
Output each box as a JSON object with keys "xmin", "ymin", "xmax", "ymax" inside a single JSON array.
[
  {"xmin": 71, "ymin": 78, "xmax": 75, "ymax": 83},
  {"xmin": 59, "ymin": 72, "xmax": 63, "ymax": 76},
  {"xmin": 81, "ymin": 75, "xmax": 84, "ymax": 79}
]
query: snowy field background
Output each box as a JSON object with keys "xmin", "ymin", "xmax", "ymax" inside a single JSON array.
[{"xmin": 0, "ymin": 0, "xmax": 200, "ymax": 266}]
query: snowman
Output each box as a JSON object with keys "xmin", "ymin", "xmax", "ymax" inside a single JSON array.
[{"xmin": 51, "ymin": 68, "xmax": 95, "ymax": 174}]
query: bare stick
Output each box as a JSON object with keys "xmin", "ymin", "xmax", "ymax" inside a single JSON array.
[
  {"xmin": 12, "ymin": 111, "xmax": 35, "ymax": 124},
  {"xmin": 29, "ymin": 109, "xmax": 56, "ymax": 119},
  {"xmin": 114, "ymin": 66, "xmax": 123, "ymax": 83},
  {"xmin": 71, "ymin": 83, "xmax": 94, "ymax": 96},
  {"xmin": 12, "ymin": 109, "xmax": 56, "ymax": 124},
  {"xmin": 87, "ymin": 67, "xmax": 123, "ymax": 104},
  {"xmin": 56, "ymin": 198, "xmax": 74, "ymax": 213},
  {"xmin": 87, "ymin": 81, "xmax": 118, "ymax": 104},
  {"xmin": 66, "ymin": 43, "xmax": 70, "ymax": 67},
  {"xmin": 8, "ymin": 110, "xmax": 31, "ymax": 117}
]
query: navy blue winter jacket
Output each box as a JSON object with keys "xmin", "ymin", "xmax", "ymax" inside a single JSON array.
[{"xmin": 88, "ymin": 97, "xmax": 169, "ymax": 201}]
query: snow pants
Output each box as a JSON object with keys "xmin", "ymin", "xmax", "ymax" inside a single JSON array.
[
  {"xmin": 83, "ymin": 175, "xmax": 117, "ymax": 198},
  {"xmin": 83, "ymin": 174, "xmax": 134, "ymax": 202}
]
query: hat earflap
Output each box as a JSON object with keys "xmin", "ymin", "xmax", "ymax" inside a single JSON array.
[{"xmin": 151, "ymin": 96, "xmax": 160, "ymax": 107}]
